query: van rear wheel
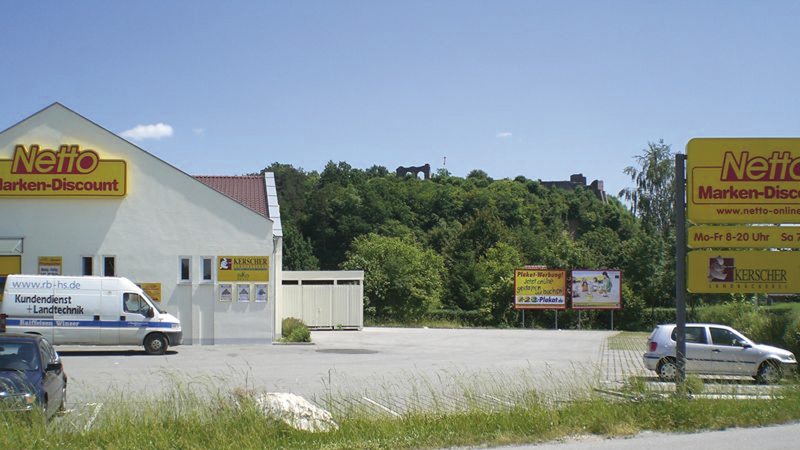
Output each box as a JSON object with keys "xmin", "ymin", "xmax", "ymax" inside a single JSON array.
[{"xmin": 144, "ymin": 333, "xmax": 168, "ymax": 355}]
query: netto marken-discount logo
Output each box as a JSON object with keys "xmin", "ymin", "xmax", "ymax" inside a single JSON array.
[
  {"xmin": 0, "ymin": 144, "xmax": 125, "ymax": 195},
  {"xmin": 720, "ymin": 151, "xmax": 800, "ymax": 182},
  {"xmin": 11, "ymin": 144, "xmax": 100, "ymax": 174}
]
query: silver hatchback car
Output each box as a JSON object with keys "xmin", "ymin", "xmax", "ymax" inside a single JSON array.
[{"xmin": 643, "ymin": 323, "xmax": 797, "ymax": 384}]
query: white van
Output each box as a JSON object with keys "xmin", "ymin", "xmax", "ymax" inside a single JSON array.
[{"xmin": 0, "ymin": 275, "xmax": 182, "ymax": 354}]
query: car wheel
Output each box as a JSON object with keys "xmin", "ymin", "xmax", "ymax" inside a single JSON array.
[
  {"xmin": 657, "ymin": 357, "xmax": 678, "ymax": 382},
  {"xmin": 756, "ymin": 360, "xmax": 782, "ymax": 385},
  {"xmin": 144, "ymin": 333, "xmax": 168, "ymax": 355}
]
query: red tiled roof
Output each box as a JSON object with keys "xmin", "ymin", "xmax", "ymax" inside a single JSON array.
[{"xmin": 194, "ymin": 175, "xmax": 268, "ymax": 217}]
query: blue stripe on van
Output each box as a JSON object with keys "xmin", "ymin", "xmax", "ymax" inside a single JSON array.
[{"xmin": 5, "ymin": 318, "xmax": 176, "ymax": 329}]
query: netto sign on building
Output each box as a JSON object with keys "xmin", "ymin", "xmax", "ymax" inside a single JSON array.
[
  {"xmin": 687, "ymin": 138, "xmax": 800, "ymax": 224},
  {"xmin": 0, "ymin": 144, "xmax": 126, "ymax": 197}
]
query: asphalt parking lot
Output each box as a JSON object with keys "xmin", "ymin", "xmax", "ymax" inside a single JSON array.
[{"xmin": 57, "ymin": 327, "xmax": 614, "ymax": 408}]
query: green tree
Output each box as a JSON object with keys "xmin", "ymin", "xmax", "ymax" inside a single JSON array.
[
  {"xmin": 282, "ymin": 222, "xmax": 319, "ymax": 270},
  {"xmin": 475, "ymin": 242, "xmax": 524, "ymax": 325},
  {"xmin": 341, "ymin": 234, "xmax": 444, "ymax": 321},
  {"xmin": 443, "ymin": 208, "xmax": 508, "ymax": 311},
  {"xmin": 618, "ymin": 140, "xmax": 675, "ymax": 236}
]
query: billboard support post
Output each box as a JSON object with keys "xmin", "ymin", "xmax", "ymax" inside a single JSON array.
[{"xmin": 675, "ymin": 153, "xmax": 687, "ymax": 386}]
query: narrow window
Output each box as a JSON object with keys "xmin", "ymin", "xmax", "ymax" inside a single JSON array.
[
  {"xmin": 180, "ymin": 257, "xmax": 191, "ymax": 282},
  {"xmin": 103, "ymin": 256, "xmax": 115, "ymax": 277},
  {"xmin": 82, "ymin": 256, "xmax": 93, "ymax": 276},
  {"xmin": 202, "ymin": 258, "xmax": 212, "ymax": 281}
]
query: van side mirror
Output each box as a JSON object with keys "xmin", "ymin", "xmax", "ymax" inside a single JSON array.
[
  {"xmin": 46, "ymin": 362, "xmax": 62, "ymax": 372},
  {"xmin": 146, "ymin": 308, "xmax": 155, "ymax": 318}
]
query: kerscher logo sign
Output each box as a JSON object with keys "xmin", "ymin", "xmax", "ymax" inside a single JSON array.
[
  {"xmin": 688, "ymin": 250, "xmax": 796, "ymax": 293},
  {"xmin": 687, "ymin": 138, "xmax": 800, "ymax": 224},
  {"xmin": 0, "ymin": 144, "xmax": 127, "ymax": 197},
  {"xmin": 217, "ymin": 256, "xmax": 270, "ymax": 282}
]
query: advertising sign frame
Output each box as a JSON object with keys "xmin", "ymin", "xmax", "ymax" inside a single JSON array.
[
  {"xmin": 37, "ymin": 256, "xmax": 62, "ymax": 275},
  {"xmin": 687, "ymin": 250, "xmax": 800, "ymax": 294},
  {"xmin": 687, "ymin": 138, "xmax": 800, "ymax": 224},
  {"xmin": 217, "ymin": 256, "xmax": 270, "ymax": 282},
  {"xmin": 0, "ymin": 144, "xmax": 127, "ymax": 198},
  {"xmin": 570, "ymin": 269, "xmax": 622, "ymax": 310},
  {"xmin": 513, "ymin": 268, "xmax": 567, "ymax": 310}
]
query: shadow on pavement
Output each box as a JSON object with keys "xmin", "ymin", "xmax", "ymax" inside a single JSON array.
[{"xmin": 58, "ymin": 350, "xmax": 178, "ymax": 357}]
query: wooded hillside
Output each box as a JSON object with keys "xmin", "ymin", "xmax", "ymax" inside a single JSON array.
[{"xmin": 262, "ymin": 160, "xmax": 676, "ymax": 327}]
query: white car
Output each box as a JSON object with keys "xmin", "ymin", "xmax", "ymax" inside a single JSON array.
[{"xmin": 643, "ymin": 323, "xmax": 796, "ymax": 384}]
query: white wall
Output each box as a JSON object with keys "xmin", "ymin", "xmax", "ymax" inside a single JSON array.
[
  {"xmin": 0, "ymin": 104, "xmax": 276, "ymax": 344},
  {"xmin": 281, "ymin": 271, "xmax": 364, "ymax": 330}
]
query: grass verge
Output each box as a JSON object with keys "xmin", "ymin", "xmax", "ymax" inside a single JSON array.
[{"xmin": 3, "ymin": 380, "xmax": 800, "ymax": 450}]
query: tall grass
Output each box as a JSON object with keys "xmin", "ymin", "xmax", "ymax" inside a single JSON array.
[{"xmin": 4, "ymin": 367, "xmax": 800, "ymax": 450}]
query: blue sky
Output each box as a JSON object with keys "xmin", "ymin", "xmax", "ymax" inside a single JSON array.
[{"xmin": 2, "ymin": 1, "xmax": 800, "ymax": 197}]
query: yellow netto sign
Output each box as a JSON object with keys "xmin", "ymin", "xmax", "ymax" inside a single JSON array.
[
  {"xmin": 689, "ymin": 226, "xmax": 800, "ymax": 249},
  {"xmin": 687, "ymin": 138, "xmax": 800, "ymax": 224},
  {"xmin": 217, "ymin": 256, "xmax": 270, "ymax": 282},
  {"xmin": 0, "ymin": 144, "xmax": 126, "ymax": 197},
  {"xmin": 688, "ymin": 250, "xmax": 800, "ymax": 293},
  {"xmin": 513, "ymin": 268, "xmax": 566, "ymax": 309}
]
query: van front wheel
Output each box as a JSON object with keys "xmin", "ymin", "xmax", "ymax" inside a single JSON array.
[{"xmin": 144, "ymin": 333, "xmax": 168, "ymax": 355}]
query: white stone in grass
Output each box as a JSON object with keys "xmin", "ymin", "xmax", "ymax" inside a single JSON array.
[{"xmin": 254, "ymin": 392, "xmax": 338, "ymax": 432}]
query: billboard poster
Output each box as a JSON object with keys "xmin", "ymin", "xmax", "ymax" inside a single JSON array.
[
  {"xmin": 218, "ymin": 283, "xmax": 233, "ymax": 302},
  {"xmin": 0, "ymin": 144, "xmax": 126, "ymax": 198},
  {"xmin": 254, "ymin": 284, "xmax": 268, "ymax": 302},
  {"xmin": 687, "ymin": 138, "xmax": 800, "ymax": 224},
  {"xmin": 218, "ymin": 256, "xmax": 270, "ymax": 282},
  {"xmin": 513, "ymin": 268, "xmax": 566, "ymax": 309},
  {"xmin": 238, "ymin": 284, "xmax": 251, "ymax": 302},
  {"xmin": 571, "ymin": 270, "xmax": 622, "ymax": 310},
  {"xmin": 688, "ymin": 250, "xmax": 800, "ymax": 293}
]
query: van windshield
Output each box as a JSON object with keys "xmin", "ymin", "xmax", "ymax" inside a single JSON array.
[{"xmin": 140, "ymin": 291, "xmax": 165, "ymax": 313}]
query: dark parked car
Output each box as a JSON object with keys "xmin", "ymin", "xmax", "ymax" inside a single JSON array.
[{"xmin": 0, "ymin": 333, "xmax": 67, "ymax": 418}]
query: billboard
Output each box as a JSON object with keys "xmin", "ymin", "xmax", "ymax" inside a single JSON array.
[
  {"xmin": 687, "ymin": 250, "xmax": 800, "ymax": 293},
  {"xmin": 217, "ymin": 256, "xmax": 270, "ymax": 282},
  {"xmin": 0, "ymin": 144, "xmax": 126, "ymax": 197},
  {"xmin": 687, "ymin": 138, "xmax": 800, "ymax": 224},
  {"xmin": 513, "ymin": 268, "xmax": 566, "ymax": 309},
  {"xmin": 571, "ymin": 270, "xmax": 622, "ymax": 310}
]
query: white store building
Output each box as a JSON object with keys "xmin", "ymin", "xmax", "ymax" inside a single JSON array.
[{"xmin": 0, "ymin": 103, "xmax": 283, "ymax": 344}]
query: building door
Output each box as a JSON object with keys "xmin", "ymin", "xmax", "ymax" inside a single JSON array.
[{"xmin": 0, "ymin": 255, "xmax": 22, "ymax": 302}]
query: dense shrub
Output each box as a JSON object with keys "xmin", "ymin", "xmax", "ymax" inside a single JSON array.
[
  {"xmin": 287, "ymin": 325, "xmax": 311, "ymax": 343},
  {"xmin": 281, "ymin": 317, "xmax": 311, "ymax": 342},
  {"xmin": 698, "ymin": 302, "xmax": 780, "ymax": 345}
]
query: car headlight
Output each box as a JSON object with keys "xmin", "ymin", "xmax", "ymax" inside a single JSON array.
[
  {"xmin": 4, "ymin": 393, "xmax": 36, "ymax": 410},
  {"xmin": 21, "ymin": 393, "xmax": 36, "ymax": 406}
]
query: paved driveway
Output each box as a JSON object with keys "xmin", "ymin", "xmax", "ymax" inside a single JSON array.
[{"xmin": 58, "ymin": 327, "xmax": 614, "ymax": 408}]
